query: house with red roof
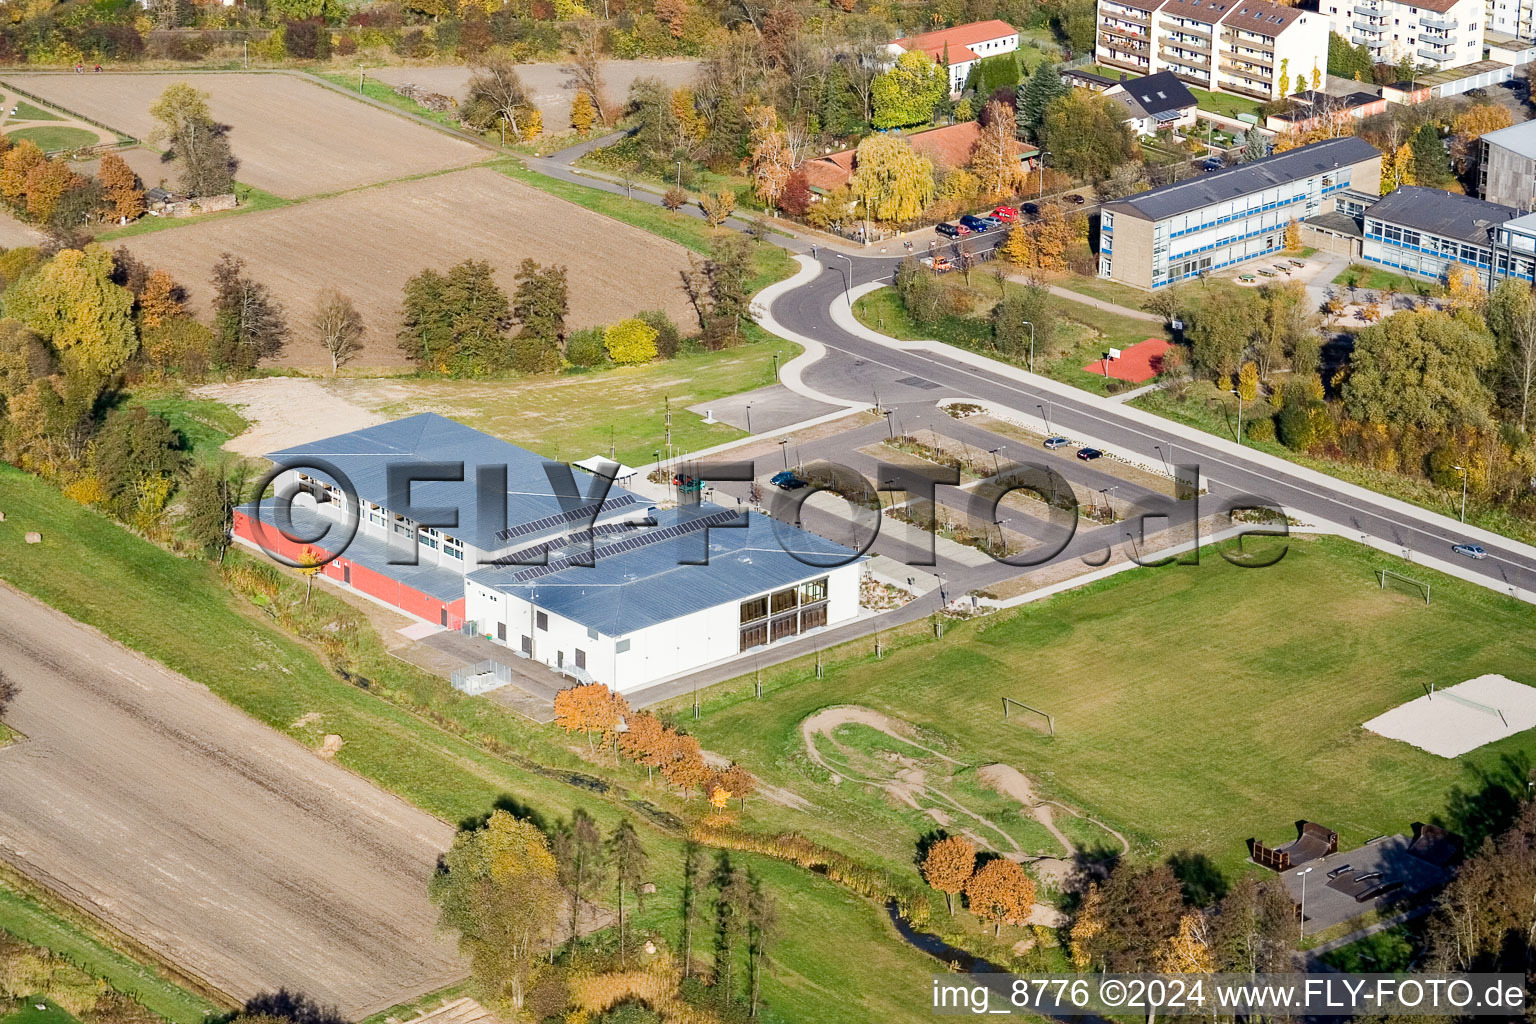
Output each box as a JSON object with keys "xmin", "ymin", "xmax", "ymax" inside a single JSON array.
[{"xmin": 888, "ymin": 20, "xmax": 1020, "ymax": 93}]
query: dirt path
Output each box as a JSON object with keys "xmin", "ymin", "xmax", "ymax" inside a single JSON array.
[
  {"xmin": 195, "ymin": 378, "xmax": 385, "ymax": 457},
  {"xmin": 701, "ymin": 749, "xmax": 811, "ymax": 811}
]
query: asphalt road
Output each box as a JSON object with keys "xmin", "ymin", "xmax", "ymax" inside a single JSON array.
[
  {"xmin": 772, "ymin": 255, "xmax": 1536, "ymax": 599},
  {"xmin": 0, "ymin": 585, "xmax": 465, "ymax": 1017}
]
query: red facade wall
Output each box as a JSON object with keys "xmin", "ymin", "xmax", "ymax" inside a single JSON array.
[{"xmin": 233, "ymin": 511, "xmax": 466, "ymax": 627}]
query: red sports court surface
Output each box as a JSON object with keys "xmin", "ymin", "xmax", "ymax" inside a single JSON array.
[{"xmin": 1084, "ymin": 338, "xmax": 1170, "ymax": 383}]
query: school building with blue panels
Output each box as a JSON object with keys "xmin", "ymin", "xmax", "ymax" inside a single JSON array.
[
  {"xmin": 1359, "ymin": 185, "xmax": 1536, "ymax": 287},
  {"xmin": 1096, "ymin": 137, "xmax": 1383, "ymax": 289}
]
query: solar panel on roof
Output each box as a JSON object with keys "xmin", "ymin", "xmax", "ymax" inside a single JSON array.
[
  {"xmin": 509, "ymin": 507, "xmax": 745, "ymax": 583},
  {"xmin": 494, "ymin": 493, "xmax": 639, "ymax": 542}
]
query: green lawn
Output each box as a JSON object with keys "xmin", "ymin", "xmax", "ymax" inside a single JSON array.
[
  {"xmin": 0, "ymin": 882, "xmax": 220, "ymax": 1024},
  {"xmin": 313, "ymin": 72, "xmax": 474, "ymax": 136},
  {"xmin": 128, "ymin": 390, "xmax": 251, "ymax": 467},
  {"xmin": 1332, "ymin": 263, "xmax": 1439, "ymax": 296},
  {"xmin": 4, "ymin": 126, "xmax": 96, "ymax": 152},
  {"xmin": 665, "ymin": 535, "xmax": 1536, "ymax": 878},
  {"xmin": 8, "ymin": 100, "xmax": 61, "ymax": 122},
  {"xmin": 1186, "ymin": 86, "xmax": 1267, "ymax": 121},
  {"xmin": 1049, "ymin": 275, "xmax": 1158, "ymax": 311},
  {"xmin": 0, "ymin": 463, "xmax": 942, "ymax": 1024},
  {"xmin": 97, "ymin": 181, "xmax": 289, "ymax": 241},
  {"xmin": 328, "ymin": 340, "xmax": 790, "ymax": 467},
  {"xmin": 852, "ymin": 282, "xmax": 1167, "ymax": 397},
  {"xmin": 1, "ymin": 998, "xmax": 77, "ymax": 1024}
]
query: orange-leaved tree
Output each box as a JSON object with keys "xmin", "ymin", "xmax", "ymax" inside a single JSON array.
[
  {"xmin": 553, "ymin": 682, "xmax": 630, "ymax": 753},
  {"xmin": 921, "ymin": 835, "xmax": 976, "ymax": 916},
  {"xmin": 617, "ymin": 709, "xmax": 669, "ymax": 781},
  {"xmin": 965, "ymin": 858, "xmax": 1036, "ymax": 936}
]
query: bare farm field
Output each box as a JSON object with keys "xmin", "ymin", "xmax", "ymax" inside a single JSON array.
[
  {"xmin": 0, "ymin": 583, "xmax": 464, "ymax": 1017},
  {"xmin": 124, "ymin": 166, "xmax": 698, "ymax": 369},
  {"xmin": 0, "ymin": 72, "xmax": 486, "ymax": 197}
]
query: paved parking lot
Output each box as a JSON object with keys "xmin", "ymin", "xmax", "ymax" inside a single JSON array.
[{"xmin": 0, "ymin": 585, "xmax": 464, "ymax": 1017}]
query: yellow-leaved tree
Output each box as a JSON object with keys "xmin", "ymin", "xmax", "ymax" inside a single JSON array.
[
  {"xmin": 969, "ymin": 100, "xmax": 1025, "ymax": 199},
  {"xmin": 570, "ymin": 89, "xmax": 596, "ymax": 133},
  {"xmin": 1155, "ymin": 911, "xmax": 1216, "ymax": 973},
  {"xmin": 428, "ymin": 810, "xmax": 562, "ymax": 1016},
  {"xmin": 603, "ymin": 317, "xmax": 660, "ymax": 364},
  {"xmin": 4, "ymin": 244, "xmax": 136, "ymax": 384},
  {"xmin": 851, "ymin": 134, "xmax": 934, "ymax": 225},
  {"xmin": 552, "ymin": 681, "xmax": 631, "ymax": 752}
]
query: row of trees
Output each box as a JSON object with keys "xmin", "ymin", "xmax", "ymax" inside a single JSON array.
[
  {"xmin": 430, "ymin": 808, "xmax": 781, "ymax": 1019},
  {"xmin": 0, "ymin": 140, "xmax": 146, "ymax": 232},
  {"xmin": 920, "ymin": 835, "xmax": 1038, "ymax": 934},
  {"xmin": 553, "ymin": 681, "xmax": 757, "ymax": 806}
]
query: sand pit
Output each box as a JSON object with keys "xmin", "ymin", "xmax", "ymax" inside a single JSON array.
[
  {"xmin": 1364, "ymin": 674, "xmax": 1536, "ymax": 758},
  {"xmin": 195, "ymin": 378, "xmax": 384, "ymax": 457}
]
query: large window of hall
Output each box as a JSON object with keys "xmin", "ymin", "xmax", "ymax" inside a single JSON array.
[{"xmin": 740, "ymin": 577, "xmax": 830, "ymax": 652}]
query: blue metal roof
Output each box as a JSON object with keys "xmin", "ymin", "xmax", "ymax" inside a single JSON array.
[
  {"xmin": 266, "ymin": 413, "xmax": 645, "ymax": 551},
  {"xmin": 468, "ymin": 503, "xmax": 863, "ymax": 636}
]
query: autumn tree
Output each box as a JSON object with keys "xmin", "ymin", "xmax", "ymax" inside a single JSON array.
[
  {"xmin": 604, "ymin": 317, "xmax": 659, "ymax": 365},
  {"xmin": 0, "ymin": 140, "xmax": 45, "ymax": 208},
  {"xmin": 552, "ymin": 682, "xmax": 630, "ymax": 752},
  {"xmin": 970, "ymin": 101, "xmax": 1024, "ymax": 199},
  {"xmin": 699, "ymin": 189, "xmax": 736, "ymax": 227},
  {"xmin": 1188, "ymin": 287, "xmax": 1264, "ymax": 380},
  {"xmin": 570, "ymin": 89, "xmax": 597, "ymax": 133},
  {"xmin": 211, "ymin": 253, "xmax": 288, "ymax": 372},
  {"xmin": 1343, "ymin": 309, "xmax": 1496, "ymax": 432},
  {"xmin": 606, "ymin": 819, "xmax": 648, "ymax": 959},
  {"xmin": 138, "ymin": 269, "xmax": 184, "ymax": 329},
  {"xmin": 661, "ymin": 186, "xmax": 688, "ymax": 211},
  {"xmin": 149, "ymin": 83, "xmax": 237, "ymax": 197},
  {"xmin": 659, "ymin": 729, "xmax": 709, "ymax": 797},
  {"xmin": 312, "ymin": 287, "xmax": 365, "ymax": 375},
  {"xmin": 1209, "ymin": 875, "xmax": 1296, "ymax": 974},
  {"xmin": 1445, "ymin": 263, "xmax": 1487, "ymax": 314},
  {"xmin": 511, "ymin": 258, "xmax": 568, "ymax": 343},
  {"xmin": 97, "ymin": 151, "xmax": 144, "ymax": 222},
  {"xmin": 714, "ymin": 763, "xmax": 756, "ymax": 810},
  {"xmin": 747, "ymin": 106, "xmax": 794, "ymax": 213},
  {"xmin": 617, "ymin": 710, "xmax": 668, "ymax": 781},
  {"xmin": 462, "ymin": 56, "xmax": 533, "ymax": 141},
  {"xmin": 1155, "ymin": 911, "xmax": 1216, "ymax": 973},
  {"xmin": 921, "ymin": 835, "xmax": 976, "ymax": 916},
  {"xmin": 851, "ymin": 134, "xmax": 935, "ymax": 225},
  {"xmin": 965, "ymin": 858, "xmax": 1036, "ymax": 936},
  {"xmin": 1041, "ymin": 91, "xmax": 1135, "ymax": 181},
  {"xmin": 24, "ymin": 159, "xmax": 81, "ymax": 223},
  {"xmin": 872, "ymin": 50, "xmax": 946, "ymax": 129},
  {"xmin": 1487, "ymin": 278, "xmax": 1536, "ymax": 429},
  {"xmin": 1425, "ymin": 799, "xmax": 1536, "ymax": 977},
  {"xmin": 428, "ymin": 809, "xmax": 562, "ymax": 1016},
  {"xmin": 5, "ymin": 244, "xmax": 136, "ymax": 385},
  {"xmin": 567, "ymin": 19, "xmax": 610, "ymax": 126}
]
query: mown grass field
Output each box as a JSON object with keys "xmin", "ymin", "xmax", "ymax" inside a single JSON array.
[
  {"xmin": 2, "ymin": 126, "xmax": 95, "ymax": 152},
  {"xmin": 0, "ymin": 464, "xmax": 941, "ymax": 1024},
  {"xmin": 668, "ymin": 535, "xmax": 1536, "ymax": 879}
]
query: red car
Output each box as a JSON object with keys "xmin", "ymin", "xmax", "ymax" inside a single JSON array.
[{"xmin": 992, "ymin": 205, "xmax": 1018, "ymax": 222}]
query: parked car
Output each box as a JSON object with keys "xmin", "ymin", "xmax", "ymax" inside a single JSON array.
[
  {"xmin": 1076, "ymin": 447, "xmax": 1103, "ymax": 461},
  {"xmin": 1202, "ymin": 158, "xmax": 1223, "ymax": 172},
  {"xmin": 771, "ymin": 470, "xmax": 807, "ymax": 490},
  {"xmin": 930, "ymin": 256, "xmax": 953, "ymax": 272},
  {"xmin": 1065, "ymin": 193, "xmax": 1085, "ymax": 205},
  {"xmin": 959, "ymin": 214, "xmax": 994, "ymax": 232},
  {"xmin": 935, "ymin": 222, "xmax": 962, "ymax": 238},
  {"xmin": 1020, "ymin": 202, "xmax": 1039, "ymax": 217},
  {"xmin": 993, "ymin": 205, "xmax": 1018, "ymax": 222},
  {"xmin": 1452, "ymin": 543, "xmax": 1488, "ymax": 559},
  {"xmin": 1043, "ymin": 436, "xmax": 1070, "ymax": 449}
]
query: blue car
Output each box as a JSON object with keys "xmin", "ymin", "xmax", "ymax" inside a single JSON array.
[
  {"xmin": 771, "ymin": 470, "xmax": 807, "ymax": 490},
  {"xmin": 959, "ymin": 214, "xmax": 994, "ymax": 232}
]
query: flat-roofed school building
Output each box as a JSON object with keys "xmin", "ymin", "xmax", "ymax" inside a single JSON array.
[
  {"xmin": 233, "ymin": 413, "xmax": 864, "ymax": 693},
  {"xmin": 1097, "ymin": 136, "xmax": 1382, "ymax": 288}
]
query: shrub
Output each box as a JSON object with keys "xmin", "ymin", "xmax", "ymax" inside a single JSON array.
[
  {"xmin": 604, "ymin": 317, "xmax": 659, "ymax": 364},
  {"xmin": 636, "ymin": 309, "xmax": 680, "ymax": 358},
  {"xmin": 1245, "ymin": 415, "xmax": 1276, "ymax": 443},
  {"xmin": 564, "ymin": 326, "xmax": 607, "ymax": 367},
  {"xmin": 661, "ymin": 186, "xmax": 688, "ymax": 211},
  {"xmin": 1277, "ymin": 400, "xmax": 1315, "ymax": 451},
  {"xmin": 511, "ymin": 336, "xmax": 560, "ymax": 373}
]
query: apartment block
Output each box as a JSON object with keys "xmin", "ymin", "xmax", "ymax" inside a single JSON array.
[
  {"xmin": 1098, "ymin": 136, "xmax": 1382, "ymax": 289},
  {"xmin": 1095, "ymin": 0, "xmax": 1330, "ymax": 99},
  {"xmin": 1320, "ymin": 0, "xmax": 1483, "ymax": 71}
]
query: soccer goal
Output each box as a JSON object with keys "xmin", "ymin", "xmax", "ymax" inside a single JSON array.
[
  {"xmin": 1002, "ymin": 697, "xmax": 1055, "ymax": 736},
  {"xmin": 1377, "ymin": 569, "xmax": 1430, "ymax": 604}
]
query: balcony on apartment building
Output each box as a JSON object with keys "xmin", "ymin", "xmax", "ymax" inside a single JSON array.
[
  {"xmin": 1166, "ymin": 31, "xmax": 1213, "ymax": 50},
  {"xmin": 1218, "ymin": 76, "xmax": 1273, "ymax": 98},
  {"xmin": 1224, "ymin": 45, "xmax": 1274, "ymax": 66},
  {"xmin": 1162, "ymin": 44, "xmax": 1213, "ymax": 63},
  {"xmin": 1098, "ymin": 51, "xmax": 1152, "ymax": 71},
  {"xmin": 1353, "ymin": 0, "xmax": 1384, "ymax": 14},
  {"xmin": 1419, "ymin": 12, "xmax": 1458, "ymax": 28},
  {"xmin": 1351, "ymin": 16, "xmax": 1387, "ymax": 32},
  {"xmin": 1416, "ymin": 45, "xmax": 1455, "ymax": 59},
  {"xmin": 1219, "ymin": 55, "xmax": 1274, "ymax": 76},
  {"xmin": 1220, "ymin": 27, "xmax": 1276, "ymax": 48},
  {"xmin": 1103, "ymin": 33, "xmax": 1152, "ymax": 51},
  {"xmin": 1102, "ymin": 1, "xmax": 1153, "ymax": 21},
  {"xmin": 1099, "ymin": 20, "xmax": 1149, "ymax": 36},
  {"xmin": 1161, "ymin": 17, "xmax": 1215, "ymax": 36}
]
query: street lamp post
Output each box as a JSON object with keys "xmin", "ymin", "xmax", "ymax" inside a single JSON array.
[
  {"xmin": 1038, "ymin": 400, "xmax": 1053, "ymax": 437},
  {"xmin": 1102, "ymin": 486, "xmax": 1119, "ymax": 523},
  {"xmin": 1037, "ymin": 150, "xmax": 1049, "ymax": 197},
  {"xmin": 988, "ymin": 446, "xmax": 1004, "ymax": 476},
  {"xmin": 676, "ymin": 160, "xmax": 682, "ymax": 187},
  {"xmin": 1296, "ymin": 867, "xmax": 1314, "ymax": 942},
  {"xmin": 773, "ymin": 349, "xmax": 781, "ymax": 383},
  {"xmin": 779, "ymin": 438, "xmax": 789, "ymax": 469},
  {"xmin": 1230, "ymin": 387, "xmax": 1245, "ymax": 444},
  {"xmin": 1022, "ymin": 319, "xmax": 1035, "ymax": 373},
  {"xmin": 835, "ymin": 253, "xmax": 854, "ymax": 307},
  {"xmin": 1454, "ymin": 464, "xmax": 1468, "ymax": 523},
  {"xmin": 745, "ymin": 403, "xmax": 753, "ymax": 434}
]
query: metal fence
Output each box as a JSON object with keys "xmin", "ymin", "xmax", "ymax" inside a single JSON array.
[{"xmin": 450, "ymin": 659, "xmax": 513, "ymax": 695}]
